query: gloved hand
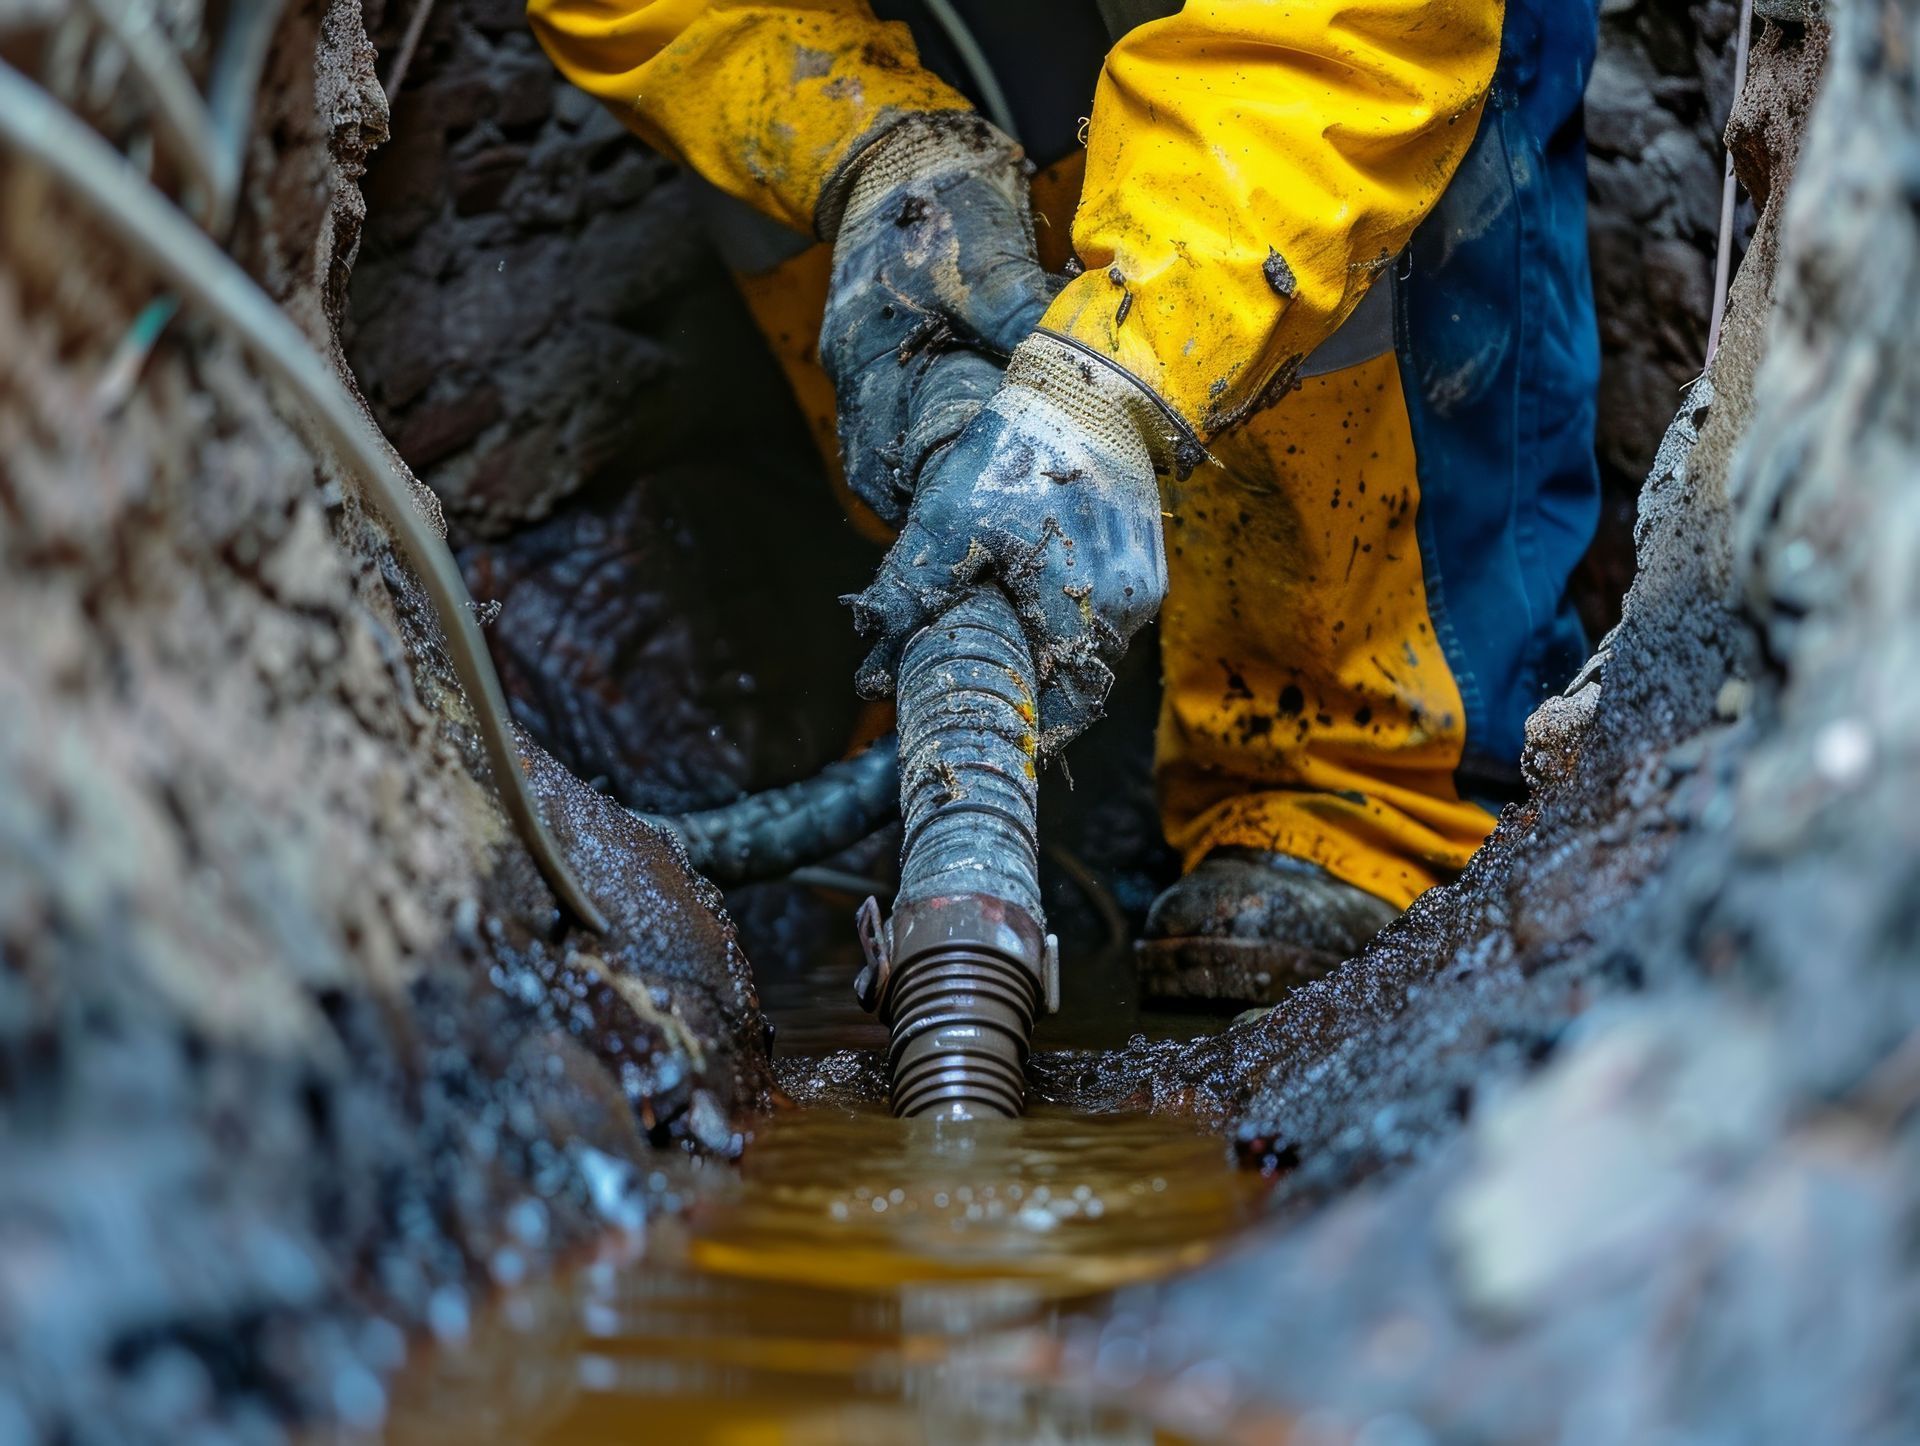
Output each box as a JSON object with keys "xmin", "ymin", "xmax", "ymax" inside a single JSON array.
[
  {"xmin": 818, "ymin": 113, "xmax": 1056, "ymax": 527},
  {"xmin": 848, "ymin": 332, "xmax": 1175, "ymax": 756}
]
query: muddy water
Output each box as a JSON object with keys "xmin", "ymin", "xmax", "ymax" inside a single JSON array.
[
  {"xmin": 384, "ymin": 898, "xmax": 1258, "ymax": 1443},
  {"xmin": 385, "ymin": 1097, "xmax": 1261, "ymax": 1444}
]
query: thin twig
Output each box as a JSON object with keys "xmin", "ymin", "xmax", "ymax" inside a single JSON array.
[
  {"xmin": 787, "ymin": 866, "xmax": 894, "ymax": 899},
  {"xmin": 383, "ymin": 0, "xmax": 439, "ymax": 104},
  {"xmin": 205, "ymin": 0, "xmax": 287, "ymax": 238},
  {"xmin": 77, "ymin": 0, "xmax": 223, "ymax": 226},
  {"xmin": 0, "ymin": 58, "xmax": 609, "ymax": 933},
  {"xmin": 1705, "ymin": 0, "xmax": 1755, "ymax": 367},
  {"xmin": 93, "ymin": 2, "xmax": 289, "ymax": 420},
  {"xmin": 95, "ymin": 293, "xmax": 179, "ymax": 413},
  {"xmin": 1043, "ymin": 841, "xmax": 1129, "ymax": 959}
]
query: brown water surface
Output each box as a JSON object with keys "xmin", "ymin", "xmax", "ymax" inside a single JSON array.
[
  {"xmin": 383, "ymin": 899, "xmax": 1258, "ymax": 1443},
  {"xmin": 385, "ymin": 1097, "xmax": 1263, "ymax": 1443}
]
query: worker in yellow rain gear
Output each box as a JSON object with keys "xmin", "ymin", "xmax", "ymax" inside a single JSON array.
[{"xmin": 528, "ymin": 0, "xmax": 1603, "ymax": 1004}]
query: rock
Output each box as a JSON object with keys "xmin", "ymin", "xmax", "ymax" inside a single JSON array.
[
  {"xmin": 1440, "ymin": 1005, "xmax": 1782, "ymax": 1322},
  {"xmin": 450, "ymin": 142, "xmax": 531, "ymax": 214},
  {"xmin": 495, "ymin": 64, "xmax": 556, "ymax": 132},
  {"xmin": 394, "ymin": 383, "xmax": 503, "ymax": 470},
  {"xmin": 1643, "ymin": 126, "xmax": 1725, "ymax": 240},
  {"xmin": 1586, "ymin": 47, "xmax": 1660, "ymax": 156}
]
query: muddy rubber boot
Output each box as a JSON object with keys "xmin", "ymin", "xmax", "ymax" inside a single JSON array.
[{"xmin": 1135, "ymin": 849, "xmax": 1400, "ymax": 1005}]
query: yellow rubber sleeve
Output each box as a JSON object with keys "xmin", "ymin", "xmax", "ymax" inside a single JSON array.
[
  {"xmin": 526, "ymin": 0, "xmax": 973, "ymax": 234},
  {"xmin": 1038, "ymin": 0, "xmax": 1504, "ymax": 437}
]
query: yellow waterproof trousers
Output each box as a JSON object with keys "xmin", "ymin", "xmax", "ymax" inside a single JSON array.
[{"xmin": 729, "ymin": 154, "xmax": 1496, "ymax": 911}]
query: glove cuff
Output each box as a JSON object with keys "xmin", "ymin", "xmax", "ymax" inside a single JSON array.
[
  {"xmin": 816, "ymin": 111, "xmax": 1026, "ymax": 243},
  {"xmin": 1007, "ymin": 331, "xmax": 1204, "ymax": 479}
]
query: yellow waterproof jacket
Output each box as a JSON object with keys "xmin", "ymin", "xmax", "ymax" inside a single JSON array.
[{"xmin": 527, "ymin": 0, "xmax": 1502, "ymax": 438}]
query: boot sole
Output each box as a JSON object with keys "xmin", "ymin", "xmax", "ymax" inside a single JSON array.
[{"xmin": 1133, "ymin": 936, "xmax": 1342, "ymax": 1006}]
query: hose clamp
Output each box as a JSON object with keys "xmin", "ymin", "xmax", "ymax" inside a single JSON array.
[{"xmin": 853, "ymin": 893, "xmax": 1058, "ymax": 1017}]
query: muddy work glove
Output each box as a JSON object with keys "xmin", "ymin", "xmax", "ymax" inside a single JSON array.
[
  {"xmin": 849, "ymin": 333, "xmax": 1174, "ymax": 755},
  {"xmin": 819, "ymin": 114, "xmax": 1055, "ymax": 527}
]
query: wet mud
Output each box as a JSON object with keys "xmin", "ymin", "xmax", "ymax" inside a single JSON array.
[{"xmin": 456, "ymin": 464, "xmax": 871, "ymax": 815}]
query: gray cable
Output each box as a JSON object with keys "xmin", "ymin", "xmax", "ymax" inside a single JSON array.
[
  {"xmin": 0, "ymin": 58, "xmax": 609, "ymax": 933},
  {"xmin": 922, "ymin": 0, "xmax": 1021, "ymax": 145}
]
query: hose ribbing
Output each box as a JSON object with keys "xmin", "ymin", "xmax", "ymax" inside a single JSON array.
[{"xmin": 894, "ymin": 590, "xmax": 1041, "ymax": 917}]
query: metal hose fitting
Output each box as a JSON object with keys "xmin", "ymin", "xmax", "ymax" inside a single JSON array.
[{"xmin": 854, "ymin": 588, "xmax": 1057, "ymax": 1119}]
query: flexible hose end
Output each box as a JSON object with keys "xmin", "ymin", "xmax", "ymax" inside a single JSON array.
[
  {"xmin": 865, "ymin": 587, "xmax": 1055, "ymax": 1118},
  {"xmin": 857, "ymin": 894, "xmax": 1051, "ymax": 1119}
]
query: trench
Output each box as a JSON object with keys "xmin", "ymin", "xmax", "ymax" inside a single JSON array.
[
  {"xmin": 3, "ymin": 0, "xmax": 1908, "ymax": 1439},
  {"xmin": 347, "ymin": 451, "xmax": 1264, "ymax": 1434},
  {"xmin": 0, "ymin": 0, "xmax": 1906, "ymax": 1435},
  {"xmin": 346, "ymin": 13, "xmax": 1272, "ymax": 1416},
  {"xmin": 327, "ymin": 1, "xmax": 1745, "ymax": 1438}
]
